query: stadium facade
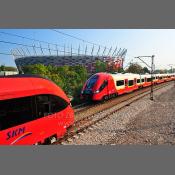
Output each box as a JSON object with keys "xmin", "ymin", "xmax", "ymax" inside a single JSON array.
[{"xmin": 15, "ymin": 55, "xmax": 126, "ymax": 73}]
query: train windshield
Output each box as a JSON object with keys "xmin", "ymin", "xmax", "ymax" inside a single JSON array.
[
  {"xmin": 86, "ymin": 75, "xmax": 99, "ymax": 89},
  {"xmin": 0, "ymin": 95, "xmax": 69, "ymax": 131}
]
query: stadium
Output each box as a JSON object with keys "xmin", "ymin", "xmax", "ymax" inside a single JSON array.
[{"xmin": 14, "ymin": 53, "xmax": 127, "ymax": 74}]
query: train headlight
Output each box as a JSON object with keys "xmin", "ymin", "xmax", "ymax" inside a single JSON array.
[{"xmin": 94, "ymin": 90, "xmax": 99, "ymax": 94}]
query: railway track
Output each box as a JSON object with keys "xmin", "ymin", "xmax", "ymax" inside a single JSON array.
[
  {"xmin": 74, "ymin": 81, "xmax": 173, "ymax": 121},
  {"xmin": 52, "ymin": 81, "xmax": 173, "ymax": 145},
  {"xmin": 74, "ymin": 81, "xmax": 172, "ymax": 115},
  {"xmin": 73, "ymin": 102, "xmax": 93, "ymax": 113}
]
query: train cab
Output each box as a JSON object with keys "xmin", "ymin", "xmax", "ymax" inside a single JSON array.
[
  {"xmin": 0, "ymin": 74, "xmax": 74, "ymax": 145},
  {"xmin": 81, "ymin": 72, "xmax": 116, "ymax": 101}
]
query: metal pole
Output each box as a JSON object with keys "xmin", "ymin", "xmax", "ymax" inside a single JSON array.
[
  {"xmin": 97, "ymin": 46, "xmax": 100, "ymax": 56},
  {"xmin": 40, "ymin": 43, "xmax": 44, "ymax": 55},
  {"xmin": 33, "ymin": 45, "xmax": 37, "ymax": 56},
  {"xmin": 135, "ymin": 55, "xmax": 155, "ymax": 101},
  {"xmin": 20, "ymin": 48, "xmax": 26, "ymax": 57},
  {"xmin": 91, "ymin": 45, "xmax": 94, "ymax": 56},
  {"xmin": 16, "ymin": 48, "xmax": 23, "ymax": 57},
  {"xmin": 48, "ymin": 44, "xmax": 51, "ymax": 55},
  {"xmin": 112, "ymin": 46, "xmax": 117, "ymax": 57},
  {"xmin": 102, "ymin": 47, "xmax": 106, "ymax": 57},
  {"xmin": 85, "ymin": 45, "xmax": 87, "ymax": 56},
  {"xmin": 26, "ymin": 47, "xmax": 31, "ymax": 56},
  {"xmin": 116, "ymin": 48, "xmax": 121, "ymax": 57},
  {"xmin": 107, "ymin": 47, "xmax": 112, "ymax": 57},
  {"xmin": 56, "ymin": 45, "xmax": 58, "ymax": 56},
  {"xmin": 64, "ymin": 44, "xmax": 65, "ymax": 57},
  {"xmin": 150, "ymin": 55, "xmax": 154, "ymax": 101},
  {"xmin": 78, "ymin": 44, "xmax": 80, "ymax": 56}
]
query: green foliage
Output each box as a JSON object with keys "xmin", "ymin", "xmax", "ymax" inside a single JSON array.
[
  {"xmin": 154, "ymin": 69, "xmax": 169, "ymax": 74},
  {"xmin": 22, "ymin": 64, "xmax": 48, "ymax": 76},
  {"xmin": 95, "ymin": 60, "xmax": 125, "ymax": 74},
  {"xmin": 142, "ymin": 67, "xmax": 150, "ymax": 74},
  {"xmin": 0, "ymin": 65, "xmax": 17, "ymax": 71},
  {"xmin": 126, "ymin": 63, "xmax": 143, "ymax": 74},
  {"xmin": 22, "ymin": 64, "xmax": 88, "ymax": 103},
  {"xmin": 118, "ymin": 67, "xmax": 125, "ymax": 73},
  {"xmin": 95, "ymin": 60, "xmax": 107, "ymax": 72},
  {"xmin": 0, "ymin": 65, "xmax": 5, "ymax": 71}
]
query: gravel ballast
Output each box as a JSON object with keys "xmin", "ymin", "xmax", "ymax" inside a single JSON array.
[{"xmin": 66, "ymin": 82, "xmax": 175, "ymax": 145}]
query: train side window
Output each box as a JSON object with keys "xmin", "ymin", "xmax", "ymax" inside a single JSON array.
[
  {"xmin": 0, "ymin": 94, "xmax": 69, "ymax": 131},
  {"xmin": 0, "ymin": 97, "xmax": 34, "ymax": 131},
  {"xmin": 36, "ymin": 95, "xmax": 51, "ymax": 117},
  {"xmin": 116, "ymin": 80, "xmax": 124, "ymax": 86},
  {"xmin": 147, "ymin": 78, "xmax": 152, "ymax": 82},
  {"xmin": 142, "ymin": 78, "xmax": 144, "ymax": 82},
  {"xmin": 128, "ymin": 80, "xmax": 134, "ymax": 86},
  {"xmin": 36, "ymin": 94, "xmax": 69, "ymax": 117},
  {"xmin": 99, "ymin": 80, "xmax": 108, "ymax": 92},
  {"xmin": 50, "ymin": 95, "xmax": 68, "ymax": 113},
  {"xmin": 137, "ymin": 79, "xmax": 141, "ymax": 83}
]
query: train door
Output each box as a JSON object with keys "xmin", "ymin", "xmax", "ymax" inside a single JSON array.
[
  {"xmin": 124, "ymin": 79, "xmax": 128, "ymax": 92},
  {"xmin": 144, "ymin": 77, "xmax": 147, "ymax": 86},
  {"xmin": 134, "ymin": 78, "xmax": 138, "ymax": 90},
  {"xmin": 107, "ymin": 76, "xmax": 116, "ymax": 96}
]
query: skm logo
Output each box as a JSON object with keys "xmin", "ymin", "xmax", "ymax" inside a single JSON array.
[{"xmin": 6, "ymin": 127, "xmax": 25, "ymax": 140}]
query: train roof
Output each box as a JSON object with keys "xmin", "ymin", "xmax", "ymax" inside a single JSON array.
[
  {"xmin": 0, "ymin": 74, "xmax": 69, "ymax": 102},
  {"xmin": 93, "ymin": 72, "xmax": 175, "ymax": 80},
  {"xmin": 110, "ymin": 73, "xmax": 141, "ymax": 80}
]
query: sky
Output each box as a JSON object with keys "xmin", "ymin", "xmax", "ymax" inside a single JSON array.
[{"xmin": 0, "ymin": 29, "xmax": 175, "ymax": 70}]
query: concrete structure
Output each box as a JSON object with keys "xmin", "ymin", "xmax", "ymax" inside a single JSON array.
[
  {"xmin": 0, "ymin": 71, "xmax": 18, "ymax": 76},
  {"xmin": 15, "ymin": 55, "xmax": 126, "ymax": 73}
]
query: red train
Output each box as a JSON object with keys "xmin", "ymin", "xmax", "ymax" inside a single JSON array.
[
  {"xmin": 81, "ymin": 72, "xmax": 175, "ymax": 101},
  {"xmin": 0, "ymin": 74, "xmax": 74, "ymax": 145}
]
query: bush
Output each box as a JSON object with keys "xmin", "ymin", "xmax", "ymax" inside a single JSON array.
[{"xmin": 22, "ymin": 64, "xmax": 88, "ymax": 105}]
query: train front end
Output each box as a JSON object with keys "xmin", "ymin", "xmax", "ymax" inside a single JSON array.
[
  {"xmin": 0, "ymin": 75, "xmax": 74, "ymax": 145},
  {"xmin": 81, "ymin": 73, "xmax": 110, "ymax": 101}
]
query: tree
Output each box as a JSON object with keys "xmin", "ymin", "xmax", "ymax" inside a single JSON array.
[
  {"xmin": 22, "ymin": 64, "xmax": 49, "ymax": 77},
  {"xmin": 142, "ymin": 67, "xmax": 150, "ymax": 74},
  {"xmin": 47, "ymin": 73, "xmax": 64, "ymax": 88},
  {"xmin": 0, "ymin": 65, "xmax": 18, "ymax": 71},
  {"xmin": 126, "ymin": 63, "xmax": 143, "ymax": 74},
  {"xmin": 118, "ymin": 67, "xmax": 125, "ymax": 73},
  {"xmin": 0, "ymin": 65, "xmax": 5, "ymax": 71},
  {"xmin": 154, "ymin": 69, "xmax": 169, "ymax": 74},
  {"xmin": 95, "ymin": 60, "xmax": 107, "ymax": 73},
  {"xmin": 70, "ymin": 65, "xmax": 88, "ymax": 84},
  {"xmin": 22, "ymin": 64, "xmax": 88, "ymax": 104}
]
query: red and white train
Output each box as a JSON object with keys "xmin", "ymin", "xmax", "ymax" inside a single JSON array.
[
  {"xmin": 0, "ymin": 74, "xmax": 74, "ymax": 145},
  {"xmin": 81, "ymin": 72, "xmax": 175, "ymax": 101}
]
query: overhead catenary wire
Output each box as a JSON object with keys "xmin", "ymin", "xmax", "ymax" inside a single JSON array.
[
  {"xmin": 0, "ymin": 31, "xmax": 111, "ymax": 56},
  {"xmin": 0, "ymin": 40, "xmax": 83, "ymax": 56},
  {"xmin": 0, "ymin": 30, "xmax": 128, "ymax": 68},
  {"xmin": 0, "ymin": 31, "xmax": 84, "ymax": 53},
  {"xmin": 51, "ymin": 29, "xmax": 110, "ymax": 50},
  {"xmin": 50, "ymin": 29, "xmax": 128, "ymax": 56}
]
